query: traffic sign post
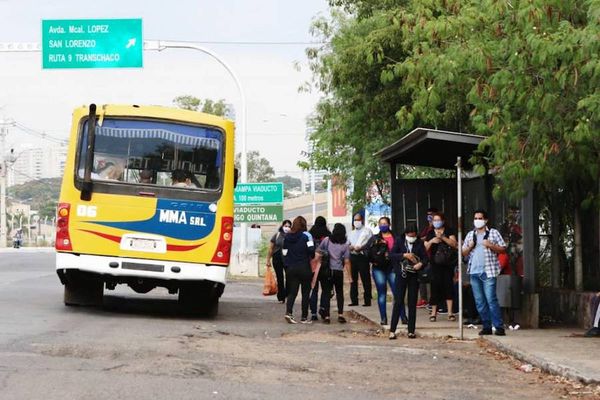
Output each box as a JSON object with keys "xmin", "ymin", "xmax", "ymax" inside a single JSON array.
[
  {"xmin": 42, "ymin": 19, "xmax": 143, "ymax": 69},
  {"xmin": 234, "ymin": 183, "xmax": 283, "ymax": 224},
  {"xmin": 233, "ymin": 205, "xmax": 283, "ymax": 223}
]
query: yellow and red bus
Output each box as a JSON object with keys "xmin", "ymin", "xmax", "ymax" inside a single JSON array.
[{"xmin": 55, "ymin": 104, "xmax": 235, "ymax": 316}]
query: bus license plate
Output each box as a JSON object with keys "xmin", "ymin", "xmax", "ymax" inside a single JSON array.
[{"xmin": 129, "ymin": 238, "xmax": 158, "ymax": 251}]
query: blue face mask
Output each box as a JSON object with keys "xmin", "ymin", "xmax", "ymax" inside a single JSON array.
[
  {"xmin": 433, "ymin": 221, "xmax": 444, "ymax": 229},
  {"xmin": 427, "ymin": 215, "xmax": 434, "ymax": 222},
  {"xmin": 379, "ymin": 225, "xmax": 390, "ymax": 233}
]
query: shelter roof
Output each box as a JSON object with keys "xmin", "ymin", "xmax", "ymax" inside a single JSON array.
[{"xmin": 376, "ymin": 128, "xmax": 485, "ymax": 170}]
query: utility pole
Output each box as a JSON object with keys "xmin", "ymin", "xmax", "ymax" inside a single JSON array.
[{"xmin": 0, "ymin": 118, "xmax": 11, "ymax": 248}]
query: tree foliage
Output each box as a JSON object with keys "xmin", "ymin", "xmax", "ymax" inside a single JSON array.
[
  {"xmin": 235, "ymin": 150, "xmax": 275, "ymax": 183},
  {"xmin": 306, "ymin": 0, "xmax": 599, "ymax": 209},
  {"xmin": 172, "ymin": 95, "xmax": 231, "ymax": 117},
  {"xmin": 8, "ymin": 177, "xmax": 61, "ymax": 219}
]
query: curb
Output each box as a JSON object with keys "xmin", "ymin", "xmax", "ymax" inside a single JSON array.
[
  {"xmin": 485, "ymin": 336, "xmax": 599, "ymax": 385},
  {"xmin": 351, "ymin": 308, "xmax": 598, "ymax": 385}
]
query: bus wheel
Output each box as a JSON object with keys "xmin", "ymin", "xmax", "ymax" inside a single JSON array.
[
  {"xmin": 64, "ymin": 272, "xmax": 104, "ymax": 307},
  {"xmin": 178, "ymin": 285, "xmax": 219, "ymax": 318}
]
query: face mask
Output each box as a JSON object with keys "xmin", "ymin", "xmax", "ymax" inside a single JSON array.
[
  {"xmin": 283, "ymin": 227, "xmax": 291, "ymax": 234},
  {"xmin": 406, "ymin": 236, "xmax": 417, "ymax": 244},
  {"xmin": 433, "ymin": 221, "xmax": 444, "ymax": 229},
  {"xmin": 353, "ymin": 221, "xmax": 363, "ymax": 229},
  {"xmin": 474, "ymin": 220, "xmax": 486, "ymax": 229},
  {"xmin": 379, "ymin": 225, "xmax": 389, "ymax": 233},
  {"xmin": 427, "ymin": 215, "xmax": 434, "ymax": 222}
]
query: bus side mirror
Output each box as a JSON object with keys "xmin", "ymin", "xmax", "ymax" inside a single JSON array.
[{"xmin": 233, "ymin": 168, "xmax": 239, "ymax": 188}]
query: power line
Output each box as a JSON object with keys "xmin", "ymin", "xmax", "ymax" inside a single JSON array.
[{"xmin": 12, "ymin": 123, "xmax": 67, "ymax": 145}]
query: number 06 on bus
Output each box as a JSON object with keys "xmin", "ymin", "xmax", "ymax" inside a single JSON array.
[{"xmin": 55, "ymin": 104, "xmax": 237, "ymax": 316}]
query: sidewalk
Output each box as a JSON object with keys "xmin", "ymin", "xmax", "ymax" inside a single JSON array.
[{"xmin": 349, "ymin": 301, "xmax": 600, "ymax": 384}]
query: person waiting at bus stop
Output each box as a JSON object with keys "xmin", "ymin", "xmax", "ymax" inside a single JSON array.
[
  {"xmin": 266, "ymin": 219, "xmax": 292, "ymax": 303},
  {"xmin": 348, "ymin": 212, "xmax": 373, "ymax": 307},
  {"xmin": 389, "ymin": 225, "xmax": 428, "ymax": 339},
  {"xmin": 462, "ymin": 209, "xmax": 507, "ymax": 336},
  {"xmin": 308, "ymin": 216, "xmax": 331, "ymax": 321},
  {"xmin": 283, "ymin": 216, "xmax": 315, "ymax": 324}
]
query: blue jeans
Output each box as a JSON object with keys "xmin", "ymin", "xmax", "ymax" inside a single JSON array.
[
  {"xmin": 470, "ymin": 273, "xmax": 503, "ymax": 330},
  {"xmin": 372, "ymin": 267, "xmax": 402, "ymax": 322}
]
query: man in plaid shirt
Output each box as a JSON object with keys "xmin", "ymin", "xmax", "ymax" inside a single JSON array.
[{"xmin": 462, "ymin": 209, "xmax": 507, "ymax": 336}]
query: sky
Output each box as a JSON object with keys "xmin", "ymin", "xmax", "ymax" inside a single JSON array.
[{"xmin": 0, "ymin": 0, "xmax": 330, "ymax": 178}]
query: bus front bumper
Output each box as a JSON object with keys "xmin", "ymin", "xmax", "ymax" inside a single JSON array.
[{"xmin": 55, "ymin": 252, "xmax": 228, "ymax": 285}]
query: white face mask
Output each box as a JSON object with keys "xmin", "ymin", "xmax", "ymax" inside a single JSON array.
[
  {"xmin": 474, "ymin": 219, "xmax": 486, "ymax": 229},
  {"xmin": 406, "ymin": 236, "xmax": 417, "ymax": 244},
  {"xmin": 283, "ymin": 227, "xmax": 291, "ymax": 234},
  {"xmin": 353, "ymin": 220, "xmax": 363, "ymax": 229}
]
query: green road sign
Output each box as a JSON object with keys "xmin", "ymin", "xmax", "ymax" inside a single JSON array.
[
  {"xmin": 234, "ymin": 205, "xmax": 283, "ymax": 223},
  {"xmin": 234, "ymin": 183, "xmax": 284, "ymax": 205},
  {"xmin": 42, "ymin": 19, "xmax": 143, "ymax": 69}
]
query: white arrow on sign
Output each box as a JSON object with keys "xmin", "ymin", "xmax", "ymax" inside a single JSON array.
[{"xmin": 126, "ymin": 38, "xmax": 136, "ymax": 48}]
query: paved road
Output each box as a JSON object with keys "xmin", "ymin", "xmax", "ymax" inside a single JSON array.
[
  {"xmin": 0, "ymin": 250, "xmax": 580, "ymax": 399},
  {"xmin": 284, "ymin": 202, "xmax": 327, "ymax": 221}
]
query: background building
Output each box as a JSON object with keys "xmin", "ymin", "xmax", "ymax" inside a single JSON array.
[{"xmin": 7, "ymin": 145, "xmax": 67, "ymax": 186}]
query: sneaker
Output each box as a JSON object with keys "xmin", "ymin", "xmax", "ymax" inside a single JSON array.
[
  {"xmin": 584, "ymin": 327, "xmax": 600, "ymax": 337},
  {"xmin": 348, "ymin": 302, "xmax": 358, "ymax": 307},
  {"xmin": 318, "ymin": 308, "xmax": 326, "ymax": 320},
  {"xmin": 416, "ymin": 299, "xmax": 428, "ymax": 308},
  {"xmin": 478, "ymin": 328, "xmax": 493, "ymax": 335},
  {"xmin": 300, "ymin": 318, "xmax": 312, "ymax": 324},
  {"xmin": 438, "ymin": 309, "xmax": 448, "ymax": 315},
  {"xmin": 426, "ymin": 304, "xmax": 432, "ymax": 311},
  {"xmin": 311, "ymin": 314, "xmax": 318, "ymax": 321},
  {"xmin": 389, "ymin": 332, "xmax": 397, "ymax": 340},
  {"xmin": 362, "ymin": 303, "xmax": 371, "ymax": 307},
  {"xmin": 338, "ymin": 315, "xmax": 346, "ymax": 324},
  {"xmin": 401, "ymin": 317, "xmax": 408, "ymax": 325},
  {"xmin": 494, "ymin": 327, "xmax": 506, "ymax": 336},
  {"xmin": 323, "ymin": 317, "xmax": 330, "ymax": 324},
  {"xmin": 407, "ymin": 332, "xmax": 416, "ymax": 339},
  {"xmin": 380, "ymin": 318, "xmax": 388, "ymax": 326},
  {"xmin": 285, "ymin": 314, "xmax": 297, "ymax": 324}
]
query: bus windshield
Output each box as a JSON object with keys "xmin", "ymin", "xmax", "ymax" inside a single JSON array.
[{"xmin": 77, "ymin": 118, "xmax": 223, "ymax": 190}]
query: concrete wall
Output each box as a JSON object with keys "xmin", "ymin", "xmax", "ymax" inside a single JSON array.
[{"xmin": 539, "ymin": 288, "xmax": 597, "ymax": 328}]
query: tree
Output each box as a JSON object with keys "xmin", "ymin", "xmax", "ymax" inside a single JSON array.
[
  {"xmin": 307, "ymin": 0, "xmax": 599, "ymax": 288},
  {"xmin": 275, "ymin": 175, "xmax": 302, "ymax": 189},
  {"xmin": 172, "ymin": 95, "xmax": 231, "ymax": 117},
  {"xmin": 303, "ymin": 5, "xmax": 460, "ymax": 206},
  {"xmin": 235, "ymin": 151, "xmax": 275, "ymax": 183}
]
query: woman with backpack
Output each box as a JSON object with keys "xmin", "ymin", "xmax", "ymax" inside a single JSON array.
[
  {"xmin": 424, "ymin": 212, "xmax": 458, "ymax": 322},
  {"xmin": 389, "ymin": 225, "xmax": 429, "ymax": 339},
  {"xmin": 315, "ymin": 223, "xmax": 351, "ymax": 323},
  {"xmin": 266, "ymin": 219, "xmax": 292, "ymax": 303},
  {"xmin": 370, "ymin": 217, "xmax": 404, "ymax": 326},
  {"xmin": 308, "ymin": 216, "xmax": 331, "ymax": 321},
  {"xmin": 283, "ymin": 216, "xmax": 315, "ymax": 324}
]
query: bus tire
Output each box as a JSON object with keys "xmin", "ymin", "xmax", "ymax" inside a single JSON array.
[
  {"xmin": 64, "ymin": 273, "xmax": 104, "ymax": 307},
  {"xmin": 178, "ymin": 284, "xmax": 219, "ymax": 318}
]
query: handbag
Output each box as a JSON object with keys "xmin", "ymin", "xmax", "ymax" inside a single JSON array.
[
  {"xmin": 433, "ymin": 242, "xmax": 457, "ymax": 266},
  {"xmin": 417, "ymin": 262, "xmax": 432, "ymax": 283},
  {"xmin": 262, "ymin": 267, "xmax": 278, "ymax": 296},
  {"xmin": 317, "ymin": 240, "xmax": 332, "ymax": 281}
]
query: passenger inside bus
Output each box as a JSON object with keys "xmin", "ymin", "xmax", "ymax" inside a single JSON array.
[
  {"xmin": 139, "ymin": 169, "xmax": 154, "ymax": 184},
  {"xmin": 171, "ymin": 169, "xmax": 190, "ymax": 188}
]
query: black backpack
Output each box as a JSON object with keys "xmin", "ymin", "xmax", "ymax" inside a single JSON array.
[{"xmin": 318, "ymin": 239, "xmax": 332, "ymax": 281}]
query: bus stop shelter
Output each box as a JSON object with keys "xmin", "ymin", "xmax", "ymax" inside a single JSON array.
[{"xmin": 376, "ymin": 128, "xmax": 540, "ymax": 333}]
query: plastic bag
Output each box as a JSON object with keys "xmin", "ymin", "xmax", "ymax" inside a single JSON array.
[{"xmin": 262, "ymin": 267, "xmax": 278, "ymax": 296}]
